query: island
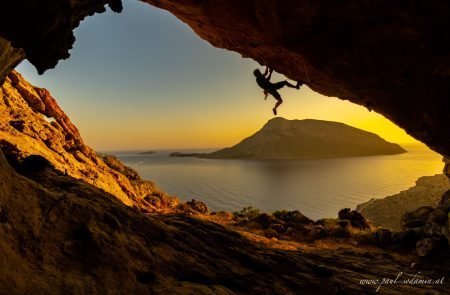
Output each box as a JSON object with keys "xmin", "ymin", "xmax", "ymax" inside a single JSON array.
[
  {"xmin": 169, "ymin": 152, "xmax": 208, "ymax": 158},
  {"xmin": 139, "ymin": 150, "xmax": 156, "ymax": 155},
  {"xmin": 173, "ymin": 118, "xmax": 406, "ymax": 160}
]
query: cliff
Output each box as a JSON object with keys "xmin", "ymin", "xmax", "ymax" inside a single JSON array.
[
  {"xmin": 357, "ymin": 174, "xmax": 450, "ymax": 231},
  {"xmin": 207, "ymin": 118, "xmax": 405, "ymax": 159},
  {"xmin": 0, "ymin": 71, "xmax": 177, "ymax": 212}
]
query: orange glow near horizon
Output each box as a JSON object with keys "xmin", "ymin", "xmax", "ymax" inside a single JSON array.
[
  {"xmin": 83, "ymin": 86, "xmax": 419, "ymax": 152},
  {"xmin": 15, "ymin": 2, "xmax": 423, "ymax": 153}
]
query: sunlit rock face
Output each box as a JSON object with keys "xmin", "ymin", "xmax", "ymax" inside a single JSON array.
[
  {"xmin": 1, "ymin": 0, "xmax": 450, "ymax": 158},
  {"xmin": 0, "ymin": 70, "xmax": 178, "ymax": 211}
]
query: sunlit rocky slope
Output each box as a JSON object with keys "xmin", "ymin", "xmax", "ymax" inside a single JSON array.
[{"xmin": 0, "ymin": 71, "xmax": 181, "ymax": 212}]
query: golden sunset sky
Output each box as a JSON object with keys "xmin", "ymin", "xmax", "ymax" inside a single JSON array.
[{"xmin": 18, "ymin": 1, "xmax": 417, "ymax": 151}]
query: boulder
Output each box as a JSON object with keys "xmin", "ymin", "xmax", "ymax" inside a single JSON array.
[
  {"xmin": 374, "ymin": 228, "xmax": 393, "ymax": 247},
  {"xmin": 337, "ymin": 220, "xmax": 350, "ymax": 229},
  {"xmin": 144, "ymin": 195, "xmax": 162, "ymax": 209},
  {"xmin": 401, "ymin": 206, "xmax": 435, "ymax": 229},
  {"xmin": 338, "ymin": 208, "xmax": 372, "ymax": 230},
  {"xmin": 310, "ymin": 225, "xmax": 327, "ymax": 239},
  {"xmin": 398, "ymin": 192, "xmax": 450, "ymax": 251},
  {"xmin": 428, "ymin": 208, "xmax": 448, "ymax": 226},
  {"xmin": 99, "ymin": 154, "xmax": 140, "ymax": 181},
  {"xmin": 416, "ymin": 237, "xmax": 448, "ymax": 257},
  {"xmin": 269, "ymin": 223, "xmax": 287, "ymax": 234},
  {"xmin": 391, "ymin": 230, "xmax": 423, "ymax": 250},
  {"xmin": 180, "ymin": 199, "xmax": 209, "ymax": 214},
  {"xmin": 438, "ymin": 190, "xmax": 450, "ymax": 210},
  {"xmin": 273, "ymin": 210, "xmax": 313, "ymax": 226},
  {"xmin": 255, "ymin": 213, "xmax": 276, "ymax": 229}
]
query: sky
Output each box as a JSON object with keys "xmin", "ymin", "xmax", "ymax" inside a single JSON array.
[{"xmin": 17, "ymin": 1, "xmax": 418, "ymax": 151}]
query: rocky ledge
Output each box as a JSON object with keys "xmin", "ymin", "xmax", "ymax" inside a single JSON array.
[{"xmin": 1, "ymin": 151, "xmax": 448, "ymax": 294}]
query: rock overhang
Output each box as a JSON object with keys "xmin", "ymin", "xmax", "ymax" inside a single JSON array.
[{"xmin": 0, "ymin": 0, "xmax": 449, "ymax": 161}]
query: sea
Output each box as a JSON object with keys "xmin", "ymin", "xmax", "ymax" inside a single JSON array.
[{"xmin": 113, "ymin": 144, "xmax": 444, "ymax": 220}]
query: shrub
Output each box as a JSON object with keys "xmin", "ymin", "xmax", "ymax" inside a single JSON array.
[
  {"xmin": 273, "ymin": 210, "xmax": 312, "ymax": 225},
  {"xmin": 315, "ymin": 218, "xmax": 339, "ymax": 228},
  {"xmin": 233, "ymin": 206, "xmax": 260, "ymax": 220}
]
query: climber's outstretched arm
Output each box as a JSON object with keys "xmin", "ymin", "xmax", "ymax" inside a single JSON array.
[{"xmin": 267, "ymin": 68, "xmax": 273, "ymax": 81}]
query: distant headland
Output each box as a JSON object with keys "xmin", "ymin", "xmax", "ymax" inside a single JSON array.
[
  {"xmin": 170, "ymin": 118, "xmax": 406, "ymax": 160},
  {"xmin": 139, "ymin": 150, "xmax": 156, "ymax": 155}
]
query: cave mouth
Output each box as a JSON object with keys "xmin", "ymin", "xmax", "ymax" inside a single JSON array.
[
  {"xmin": 0, "ymin": 1, "xmax": 449, "ymax": 292},
  {"xmin": 2, "ymin": 0, "xmax": 450, "ymax": 157},
  {"xmin": 3, "ymin": 0, "xmax": 444, "ymax": 228},
  {"xmin": 16, "ymin": 0, "xmax": 422, "ymax": 151}
]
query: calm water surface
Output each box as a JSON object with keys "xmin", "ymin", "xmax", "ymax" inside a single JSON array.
[{"xmin": 114, "ymin": 144, "xmax": 443, "ymax": 220}]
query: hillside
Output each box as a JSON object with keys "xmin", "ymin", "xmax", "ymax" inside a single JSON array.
[
  {"xmin": 207, "ymin": 118, "xmax": 406, "ymax": 159},
  {"xmin": 0, "ymin": 71, "xmax": 179, "ymax": 212},
  {"xmin": 357, "ymin": 174, "xmax": 450, "ymax": 231}
]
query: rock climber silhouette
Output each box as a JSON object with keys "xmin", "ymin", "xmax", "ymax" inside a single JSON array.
[{"xmin": 253, "ymin": 66, "xmax": 303, "ymax": 115}]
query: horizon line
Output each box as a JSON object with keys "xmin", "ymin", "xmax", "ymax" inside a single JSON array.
[{"xmin": 95, "ymin": 141, "xmax": 428, "ymax": 153}]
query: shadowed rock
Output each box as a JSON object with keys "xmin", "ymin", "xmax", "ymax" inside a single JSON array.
[{"xmin": 0, "ymin": 154, "xmax": 447, "ymax": 294}]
